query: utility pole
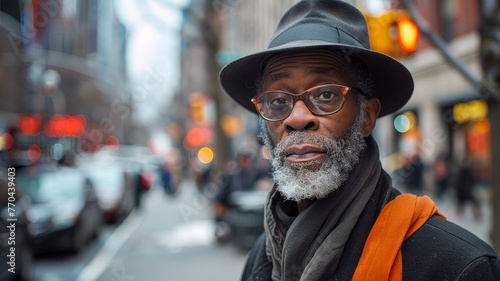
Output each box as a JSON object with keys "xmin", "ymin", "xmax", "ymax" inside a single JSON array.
[{"xmin": 480, "ymin": 0, "xmax": 500, "ymax": 251}]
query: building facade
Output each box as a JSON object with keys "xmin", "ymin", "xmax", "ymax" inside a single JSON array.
[
  {"xmin": 0, "ymin": 0, "xmax": 130, "ymax": 165},
  {"xmin": 373, "ymin": 0, "xmax": 489, "ymax": 194}
]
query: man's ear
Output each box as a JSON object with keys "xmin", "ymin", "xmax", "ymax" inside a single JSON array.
[{"xmin": 362, "ymin": 98, "xmax": 381, "ymax": 137}]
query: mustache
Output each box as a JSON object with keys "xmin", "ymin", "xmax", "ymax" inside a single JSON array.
[{"xmin": 274, "ymin": 131, "xmax": 340, "ymax": 157}]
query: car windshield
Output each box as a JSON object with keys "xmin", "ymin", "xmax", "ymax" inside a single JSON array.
[{"xmin": 17, "ymin": 173, "xmax": 83, "ymax": 203}]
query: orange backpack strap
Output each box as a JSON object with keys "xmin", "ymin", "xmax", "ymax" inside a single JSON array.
[{"xmin": 352, "ymin": 194, "xmax": 446, "ymax": 281}]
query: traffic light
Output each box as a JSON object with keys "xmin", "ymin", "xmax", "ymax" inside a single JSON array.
[
  {"xmin": 397, "ymin": 17, "xmax": 419, "ymax": 53},
  {"xmin": 365, "ymin": 10, "xmax": 419, "ymax": 59}
]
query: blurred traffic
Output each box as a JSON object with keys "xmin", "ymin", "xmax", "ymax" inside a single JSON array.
[{"xmin": 17, "ymin": 166, "xmax": 102, "ymax": 254}]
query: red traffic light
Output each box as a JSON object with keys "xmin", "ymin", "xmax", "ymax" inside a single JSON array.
[{"xmin": 397, "ymin": 17, "xmax": 419, "ymax": 53}]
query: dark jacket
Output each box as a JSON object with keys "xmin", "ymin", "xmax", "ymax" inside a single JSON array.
[{"xmin": 241, "ymin": 188, "xmax": 500, "ymax": 281}]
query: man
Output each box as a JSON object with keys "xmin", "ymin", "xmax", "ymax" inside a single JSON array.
[{"xmin": 220, "ymin": 0, "xmax": 500, "ymax": 280}]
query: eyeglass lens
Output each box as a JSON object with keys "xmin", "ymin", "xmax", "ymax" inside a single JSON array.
[{"xmin": 255, "ymin": 85, "xmax": 346, "ymax": 120}]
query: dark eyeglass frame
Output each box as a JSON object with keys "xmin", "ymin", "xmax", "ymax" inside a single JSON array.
[{"xmin": 251, "ymin": 84, "xmax": 360, "ymax": 122}]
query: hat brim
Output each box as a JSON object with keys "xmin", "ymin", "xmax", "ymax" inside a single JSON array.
[{"xmin": 220, "ymin": 40, "xmax": 414, "ymax": 118}]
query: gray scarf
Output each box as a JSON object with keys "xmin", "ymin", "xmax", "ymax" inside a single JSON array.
[{"xmin": 264, "ymin": 136, "xmax": 382, "ymax": 281}]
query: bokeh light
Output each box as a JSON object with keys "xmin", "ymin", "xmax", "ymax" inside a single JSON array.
[
  {"xmin": 28, "ymin": 144, "xmax": 41, "ymax": 162},
  {"xmin": 141, "ymin": 171, "xmax": 155, "ymax": 189},
  {"xmin": 221, "ymin": 115, "xmax": 243, "ymax": 137},
  {"xmin": 453, "ymin": 100, "xmax": 488, "ymax": 124},
  {"xmin": 17, "ymin": 113, "xmax": 42, "ymax": 136},
  {"xmin": 394, "ymin": 114, "xmax": 411, "ymax": 133},
  {"xmin": 186, "ymin": 128, "xmax": 210, "ymax": 147},
  {"xmin": 198, "ymin": 147, "xmax": 214, "ymax": 164},
  {"xmin": 88, "ymin": 128, "xmax": 104, "ymax": 144},
  {"xmin": 2, "ymin": 133, "xmax": 14, "ymax": 150},
  {"xmin": 45, "ymin": 114, "xmax": 87, "ymax": 137},
  {"xmin": 51, "ymin": 143, "xmax": 64, "ymax": 160},
  {"xmin": 397, "ymin": 17, "xmax": 419, "ymax": 52},
  {"xmin": 403, "ymin": 111, "xmax": 417, "ymax": 131},
  {"xmin": 466, "ymin": 119, "xmax": 490, "ymax": 151},
  {"xmin": 106, "ymin": 136, "xmax": 120, "ymax": 152}
]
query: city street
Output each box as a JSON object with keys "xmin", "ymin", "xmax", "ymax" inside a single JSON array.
[
  {"xmin": 31, "ymin": 178, "xmax": 494, "ymax": 281},
  {"xmin": 32, "ymin": 225, "xmax": 117, "ymax": 281},
  {"xmin": 75, "ymin": 180, "xmax": 247, "ymax": 281},
  {"xmin": 30, "ymin": 177, "xmax": 494, "ymax": 281},
  {"xmin": 32, "ymin": 178, "xmax": 493, "ymax": 281}
]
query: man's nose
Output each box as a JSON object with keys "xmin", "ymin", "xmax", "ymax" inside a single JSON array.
[{"xmin": 283, "ymin": 100, "xmax": 319, "ymax": 132}]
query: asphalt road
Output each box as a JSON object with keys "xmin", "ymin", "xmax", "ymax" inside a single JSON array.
[
  {"xmin": 31, "ymin": 179, "xmax": 248, "ymax": 281},
  {"xmin": 31, "ymin": 224, "xmax": 118, "ymax": 281}
]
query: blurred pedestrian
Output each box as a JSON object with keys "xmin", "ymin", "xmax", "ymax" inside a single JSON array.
[
  {"xmin": 161, "ymin": 161, "xmax": 174, "ymax": 195},
  {"xmin": 406, "ymin": 152, "xmax": 423, "ymax": 195},
  {"xmin": 456, "ymin": 157, "xmax": 482, "ymax": 219},
  {"xmin": 219, "ymin": 0, "xmax": 500, "ymax": 280},
  {"xmin": 213, "ymin": 150, "xmax": 258, "ymax": 220},
  {"xmin": 211, "ymin": 149, "xmax": 262, "ymax": 241}
]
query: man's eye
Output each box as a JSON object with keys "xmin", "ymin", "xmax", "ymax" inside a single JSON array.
[
  {"xmin": 270, "ymin": 98, "xmax": 287, "ymax": 106},
  {"xmin": 316, "ymin": 91, "xmax": 337, "ymax": 101}
]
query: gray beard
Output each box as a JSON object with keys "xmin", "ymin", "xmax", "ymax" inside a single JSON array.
[{"xmin": 259, "ymin": 108, "xmax": 367, "ymax": 202}]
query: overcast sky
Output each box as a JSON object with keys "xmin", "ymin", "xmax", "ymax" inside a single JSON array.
[{"xmin": 115, "ymin": 0, "xmax": 188, "ymax": 125}]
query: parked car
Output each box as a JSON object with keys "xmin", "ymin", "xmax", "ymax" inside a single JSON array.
[
  {"xmin": 0, "ymin": 177, "xmax": 33, "ymax": 281},
  {"xmin": 16, "ymin": 167, "xmax": 102, "ymax": 254},
  {"xmin": 83, "ymin": 165, "xmax": 136, "ymax": 223},
  {"xmin": 83, "ymin": 145, "xmax": 161, "ymax": 207}
]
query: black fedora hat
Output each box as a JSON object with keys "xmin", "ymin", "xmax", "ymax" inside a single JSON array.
[{"xmin": 219, "ymin": 0, "xmax": 414, "ymax": 118}]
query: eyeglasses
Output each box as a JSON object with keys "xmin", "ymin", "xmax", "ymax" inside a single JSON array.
[{"xmin": 251, "ymin": 84, "xmax": 358, "ymax": 121}]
